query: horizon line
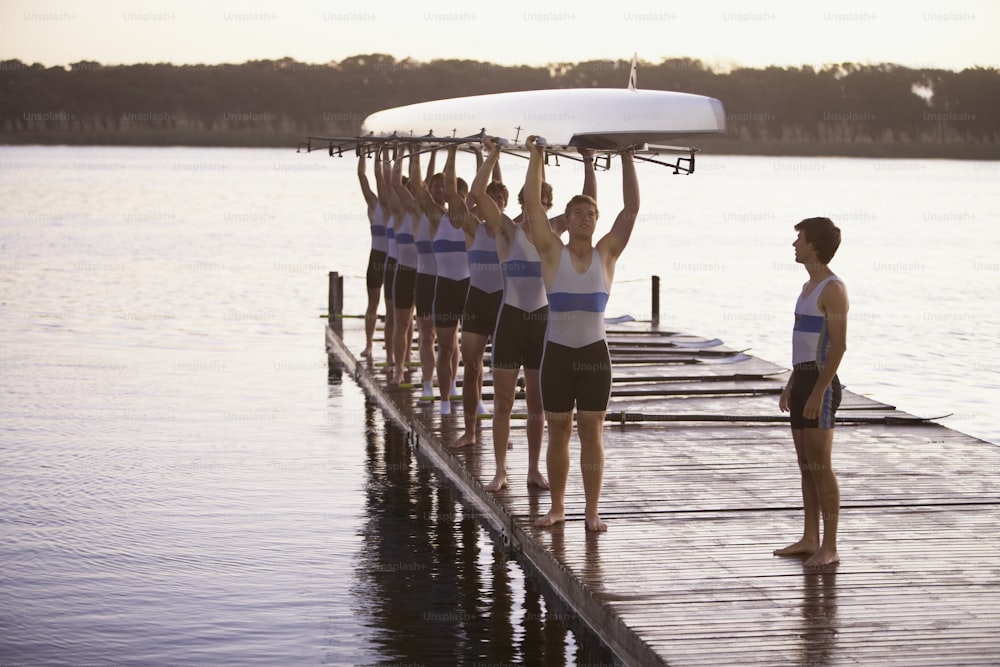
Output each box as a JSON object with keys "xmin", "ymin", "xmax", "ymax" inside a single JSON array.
[{"xmin": 2, "ymin": 54, "xmax": 995, "ymax": 74}]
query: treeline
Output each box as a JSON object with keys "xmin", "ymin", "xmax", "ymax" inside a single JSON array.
[{"xmin": 1, "ymin": 55, "xmax": 998, "ymax": 155}]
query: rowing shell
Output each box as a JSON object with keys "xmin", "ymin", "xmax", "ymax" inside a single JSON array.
[{"xmin": 360, "ymin": 88, "xmax": 726, "ymax": 150}]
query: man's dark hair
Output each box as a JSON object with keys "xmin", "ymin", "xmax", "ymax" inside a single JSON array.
[
  {"xmin": 486, "ymin": 180, "xmax": 509, "ymax": 207},
  {"xmin": 795, "ymin": 217, "xmax": 842, "ymax": 264}
]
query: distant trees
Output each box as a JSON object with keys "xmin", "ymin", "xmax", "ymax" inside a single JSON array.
[{"xmin": 1, "ymin": 55, "xmax": 997, "ymax": 152}]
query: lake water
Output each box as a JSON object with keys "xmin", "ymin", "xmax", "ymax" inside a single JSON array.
[{"xmin": 1, "ymin": 145, "xmax": 998, "ymax": 665}]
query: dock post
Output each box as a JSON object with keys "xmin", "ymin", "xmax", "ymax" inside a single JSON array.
[
  {"xmin": 328, "ymin": 271, "xmax": 344, "ymax": 332},
  {"xmin": 651, "ymin": 275, "xmax": 660, "ymax": 327}
]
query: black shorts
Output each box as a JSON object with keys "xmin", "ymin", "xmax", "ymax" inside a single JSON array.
[
  {"xmin": 382, "ymin": 256, "xmax": 397, "ymax": 303},
  {"xmin": 433, "ymin": 276, "xmax": 470, "ymax": 329},
  {"xmin": 540, "ymin": 340, "xmax": 612, "ymax": 412},
  {"xmin": 415, "ymin": 272, "xmax": 436, "ymax": 318},
  {"xmin": 393, "ymin": 263, "xmax": 417, "ymax": 310},
  {"xmin": 462, "ymin": 286, "xmax": 503, "ymax": 336},
  {"xmin": 366, "ymin": 249, "xmax": 387, "ymax": 290},
  {"xmin": 491, "ymin": 304, "xmax": 548, "ymax": 371},
  {"xmin": 789, "ymin": 363, "xmax": 841, "ymax": 430}
]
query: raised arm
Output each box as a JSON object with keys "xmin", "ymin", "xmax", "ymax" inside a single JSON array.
[
  {"xmin": 357, "ymin": 149, "xmax": 378, "ymax": 216},
  {"xmin": 385, "ymin": 145, "xmax": 406, "ymax": 219},
  {"xmin": 524, "ymin": 136, "xmax": 562, "ymax": 261},
  {"xmin": 425, "ymin": 145, "xmax": 437, "ymax": 184},
  {"xmin": 444, "ymin": 145, "xmax": 470, "ymax": 231},
  {"xmin": 597, "ymin": 149, "xmax": 640, "ymax": 260},
  {"xmin": 579, "ymin": 146, "xmax": 597, "ymax": 199},
  {"xmin": 470, "ymin": 137, "xmax": 507, "ymax": 238},
  {"xmin": 373, "ymin": 145, "xmax": 390, "ymax": 207},
  {"xmin": 598, "ymin": 150, "xmax": 639, "ymax": 259},
  {"xmin": 446, "ymin": 146, "xmax": 482, "ymax": 244},
  {"xmin": 392, "ymin": 145, "xmax": 421, "ymax": 217},
  {"xmin": 412, "ymin": 148, "xmax": 442, "ymax": 219}
]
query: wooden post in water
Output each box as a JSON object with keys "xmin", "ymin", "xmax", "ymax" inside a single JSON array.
[
  {"xmin": 651, "ymin": 275, "xmax": 660, "ymax": 327},
  {"xmin": 328, "ymin": 271, "xmax": 343, "ymax": 327}
]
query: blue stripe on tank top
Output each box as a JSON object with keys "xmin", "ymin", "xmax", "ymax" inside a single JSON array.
[
  {"xmin": 504, "ymin": 260, "xmax": 542, "ymax": 278},
  {"xmin": 548, "ymin": 291, "xmax": 609, "ymax": 313},
  {"xmin": 817, "ymin": 327, "xmax": 829, "ymax": 364},
  {"xmin": 469, "ymin": 249, "xmax": 500, "ymax": 265},
  {"xmin": 396, "ymin": 233, "xmax": 414, "ymax": 244},
  {"xmin": 416, "ymin": 240, "xmax": 433, "ymax": 253},
  {"xmin": 794, "ymin": 313, "xmax": 824, "ymax": 333},
  {"xmin": 386, "ymin": 228, "xmax": 395, "ymax": 239},
  {"xmin": 433, "ymin": 239, "xmax": 466, "ymax": 253}
]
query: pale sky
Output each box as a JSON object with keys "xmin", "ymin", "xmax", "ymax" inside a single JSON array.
[{"xmin": 1, "ymin": 0, "xmax": 997, "ymax": 72}]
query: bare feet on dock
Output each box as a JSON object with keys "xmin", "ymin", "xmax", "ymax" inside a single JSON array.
[
  {"xmin": 585, "ymin": 514, "xmax": 608, "ymax": 532},
  {"xmin": 449, "ymin": 431, "xmax": 477, "ymax": 449},
  {"xmin": 773, "ymin": 538, "xmax": 819, "ymax": 557},
  {"xmin": 485, "ymin": 473, "xmax": 507, "ymax": 492},
  {"xmin": 533, "ymin": 510, "xmax": 564, "ymax": 528},
  {"xmin": 804, "ymin": 547, "xmax": 839, "ymax": 568},
  {"xmin": 526, "ymin": 470, "xmax": 550, "ymax": 490}
]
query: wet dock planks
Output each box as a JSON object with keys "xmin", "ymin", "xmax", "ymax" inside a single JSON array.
[{"xmin": 326, "ymin": 315, "xmax": 1000, "ymax": 666}]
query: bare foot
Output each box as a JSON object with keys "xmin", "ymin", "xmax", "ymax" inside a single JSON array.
[
  {"xmin": 585, "ymin": 514, "xmax": 608, "ymax": 532},
  {"xmin": 534, "ymin": 510, "xmax": 565, "ymax": 528},
  {"xmin": 390, "ymin": 372, "xmax": 404, "ymax": 386},
  {"xmin": 526, "ymin": 469, "xmax": 550, "ymax": 490},
  {"xmin": 773, "ymin": 538, "xmax": 819, "ymax": 557},
  {"xmin": 360, "ymin": 347, "xmax": 372, "ymax": 358},
  {"xmin": 485, "ymin": 473, "xmax": 508, "ymax": 492},
  {"xmin": 449, "ymin": 431, "xmax": 477, "ymax": 449},
  {"xmin": 804, "ymin": 547, "xmax": 839, "ymax": 568}
]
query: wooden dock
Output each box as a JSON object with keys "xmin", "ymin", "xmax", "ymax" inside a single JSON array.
[{"xmin": 324, "ymin": 277, "xmax": 1000, "ymax": 666}]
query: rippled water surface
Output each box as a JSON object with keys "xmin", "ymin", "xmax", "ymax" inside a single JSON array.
[
  {"xmin": 0, "ymin": 146, "xmax": 618, "ymax": 665},
  {"xmin": 1, "ymin": 146, "xmax": 997, "ymax": 665}
]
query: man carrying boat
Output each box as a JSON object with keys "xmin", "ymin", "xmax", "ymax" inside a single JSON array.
[
  {"xmin": 355, "ymin": 149, "xmax": 386, "ymax": 359},
  {"xmin": 445, "ymin": 145, "xmax": 504, "ymax": 449},
  {"xmin": 524, "ymin": 135, "xmax": 640, "ymax": 532},
  {"xmin": 392, "ymin": 144, "xmax": 442, "ymax": 399},
  {"xmin": 775, "ymin": 217, "xmax": 848, "ymax": 567},
  {"xmin": 470, "ymin": 137, "xmax": 596, "ymax": 493}
]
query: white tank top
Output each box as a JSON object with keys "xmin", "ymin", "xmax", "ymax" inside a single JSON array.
[
  {"xmin": 370, "ymin": 202, "xmax": 388, "ymax": 253},
  {"xmin": 415, "ymin": 213, "xmax": 437, "ymax": 276},
  {"xmin": 394, "ymin": 211, "xmax": 418, "ymax": 269},
  {"xmin": 545, "ymin": 247, "xmax": 609, "ymax": 348},
  {"xmin": 502, "ymin": 226, "xmax": 547, "ymax": 312},
  {"xmin": 385, "ymin": 210, "xmax": 397, "ymax": 260},
  {"xmin": 792, "ymin": 275, "xmax": 840, "ymax": 366},
  {"xmin": 468, "ymin": 223, "xmax": 503, "ymax": 294},
  {"xmin": 433, "ymin": 214, "xmax": 470, "ymax": 281}
]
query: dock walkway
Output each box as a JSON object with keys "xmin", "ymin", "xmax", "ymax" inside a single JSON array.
[{"xmin": 325, "ymin": 298, "xmax": 1000, "ymax": 665}]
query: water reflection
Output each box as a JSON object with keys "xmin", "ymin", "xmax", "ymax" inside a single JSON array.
[
  {"xmin": 797, "ymin": 570, "xmax": 839, "ymax": 665},
  {"xmin": 327, "ymin": 354, "xmax": 343, "ymax": 386},
  {"xmin": 349, "ymin": 395, "xmax": 618, "ymax": 665}
]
